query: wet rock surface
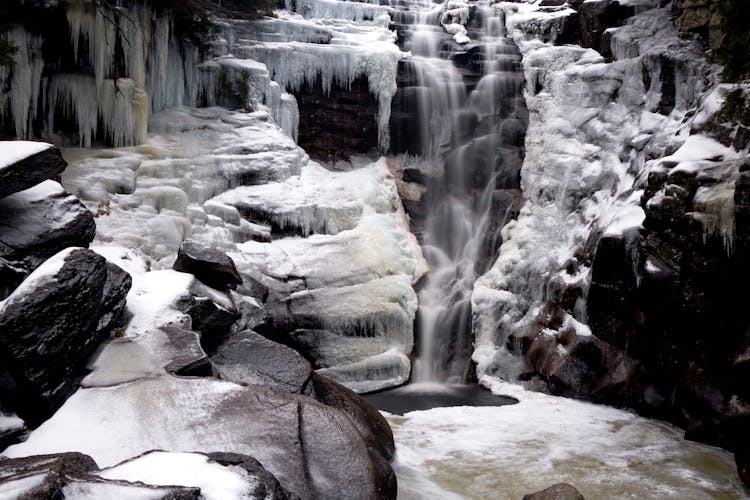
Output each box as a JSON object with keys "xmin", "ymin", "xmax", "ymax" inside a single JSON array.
[
  {"xmin": 173, "ymin": 239, "xmax": 243, "ymax": 291},
  {"xmin": 0, "ymin": 248, "xmax": 131, "ymax": 425}
]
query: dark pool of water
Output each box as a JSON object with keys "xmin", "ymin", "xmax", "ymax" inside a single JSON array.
[{"xmin": 363, "ymin": 383, "xmax": 518, "ymax": 415}]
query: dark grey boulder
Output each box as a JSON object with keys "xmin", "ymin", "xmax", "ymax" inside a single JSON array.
[
  {"xmin": 211, "ymin": 330, "xmax": 313, "ymax": 393},
  {"xmin": 311, "ymin": 372, "xmax": 395, "ymax": 462},
  {"xmin": 0, "ymin": 142, "xmax": 67, "ymax": 199},
  {"xmin": 173, "ymin": 239, "xmax": 243, "ymax": 290},
  {"xmin": 0, "ymin": 452, "xmax": 201, "ymax": 499},
  {"xmin": 0, "ymin": 248, "xmax": 131, "ymax": 425},
  {"xmin": 206, "ymin": 452, "xmax": 298, "ymax": 500},
  {"xmin": 523, "ymin": 483, "xmax": 586, "ymax": 500},
  {"xmin": 0, "ymin": 181, "xmax": 96, "ymax": 284}
]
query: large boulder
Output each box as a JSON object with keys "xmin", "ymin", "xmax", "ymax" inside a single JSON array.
[
  {"xmin": 4, "ymin": 377, "xmax": 397, "ymax": 500},
  {"xmin": 311, "ymin": 372, "xmax": 396, "ymax": 462},
  {"xmin": 0, "ymin": 247, "xmax": 131, "ymax": 425},
  {"xmin": 173, "ymin": 239, "xmax": 243, "ymax": 290},
  {"xmin": 211, "ymin": 329, "xmax": 313, "ymax": 393},
  {"xmin": 0, "ymin": 180, "xmax": 96, "ymax": 289},
  {"xmin": 0, "ymin": 142, "xmax": 67, "ymax": 199}
]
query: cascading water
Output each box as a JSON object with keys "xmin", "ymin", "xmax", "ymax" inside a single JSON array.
[{"xmin": 388, "ymin": 0, "xmax": 527, "ymax": 384}]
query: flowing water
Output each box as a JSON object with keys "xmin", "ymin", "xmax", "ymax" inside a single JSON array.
[{"xmin": 389, "ymin": 0, "xmax": 526, "ymax": 383}]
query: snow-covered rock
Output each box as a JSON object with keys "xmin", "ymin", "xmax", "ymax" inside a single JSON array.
[
  {"xmin": 0, "ymin": 180, "xmax": 95, "ymax": 278},
  {"xmin": 3, "ymin": 376, "xmax": 393, "ymax": 499},
  {"xmin": 0, "ymin": 142, "xmax": 63, "ymax": 199}
]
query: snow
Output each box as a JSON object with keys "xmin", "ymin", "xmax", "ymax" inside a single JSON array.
[
  {"xmin": 388, "ymin": 377, "xmax": 747, "ymax": 499},
  {"xmin": 120, "ymin": 270, "xmax": 195, "ymax": 337},
  {"xmin": 0, "ymin": 474, "xmax": 48, "ymax": 498},
  {"xmin": 0, "ymin": 141, "xmax": 52, "ymax": 169},
  {"xmin": 61, "ymin": 481, "xmax": 174, "ymax": 500},
  {"xmin": 0, "ymin": 414, "xmax": 24, "ymax": 433},
  {"xmin": 97, "ymin": 452, "xmax": 254, "ymax": 500},
  {"xmin": 0, "ymin": 247, "xmax": 78, "ymax": 311},
  {"xmin": 663, "ymin": 134, "xmax": 739, "ymax": 164}
]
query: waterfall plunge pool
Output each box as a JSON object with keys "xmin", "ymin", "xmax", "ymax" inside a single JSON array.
[{"xmin": 374, "ymin": 379, "xmax": 749, "ymax": 499}]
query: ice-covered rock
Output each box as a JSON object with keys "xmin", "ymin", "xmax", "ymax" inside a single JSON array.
[
  {"xmin": 0, "ymin": 248, "xmax": 131, "ymax": 425},
  {"xmin": 472, "ymin": 1, "xmax": 710, "ymax": 383}
]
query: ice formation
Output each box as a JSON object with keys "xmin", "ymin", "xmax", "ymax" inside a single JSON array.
[
  {"xmin": 472, "ymin": 2, "xmax": 717, "ymax": 379},
  {"xmin": 61, "ymin": 105, "xmax": 425, "ymax": 392}
]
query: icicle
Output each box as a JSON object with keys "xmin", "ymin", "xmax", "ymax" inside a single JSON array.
[
  {"xmin": 47, "ymin": 74, "xmax": 99, "ymax": 147},
  {"xmin": 693, "ymin": 176, "xmax": 738, "ymax": 255},
  {"xmin": 1, "ymin": 29, "xmax": 45, "ymax": 139}
]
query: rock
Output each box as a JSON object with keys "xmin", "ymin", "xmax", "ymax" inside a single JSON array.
[
  {"xmin": 83, "ymin": 327, "xmax": 213, "ymax": 389},
  {"xmin": 0, "ymin": 257, "xmax": 26, "ymax": 301},
  {"xmin": 0, "ymin": 180, "xmax": 96, "ymax": 276},
  {"xmin": 173, "ymin": 239, "xmax": 243, "ymax": 290},
  {"xmin": 181, "ymin": 286, "xmax": 242, "ymax": 354},
  {"xmin": 206, "ymin": 452, "xmax": 298, "ymax": 500},
  {"xmin": 0, "ymin": 142, "xmax": 66, "ymax": 199},
  {"xmin": 296, "ymin": 77, "xmax": 378, "ymax": 162},
  {"xmin": 0, "ymin": 247, "xmax": 131, "ymax": 425},
  {"xmin": 0, "ymin": 452, "xmax": 201, "ymax": 499},
  {"xmin": 311, "ymin": 372, "xmax": 395, "ymax": 462},
  {"xmin": 5, "ymin": 378, "xmax": 397, "ymax": 500},
  {"xmin": 523, "ymin": 483, "xmax": 586, "ymax": 500},
  {"xmin": 586, "ymin": 231, "xmax": 641, "ymax": 350},
  {"xmin": 211, "ymin": 330, "xmax": 313, "ymax": 393}
]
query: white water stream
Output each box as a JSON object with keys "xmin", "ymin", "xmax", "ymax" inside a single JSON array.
[{"xmin": 389, "ymin": 381, "xmax": 749, "ymax": 499}]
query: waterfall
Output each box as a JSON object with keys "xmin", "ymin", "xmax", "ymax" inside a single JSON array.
[{"xmin": 389, "ymin": 1, "xmax": 528, "ymax": 384}]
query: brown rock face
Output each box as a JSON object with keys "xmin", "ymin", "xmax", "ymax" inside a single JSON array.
[
  {"xmin": 295, "ymin": 77, "xmax": 379, "ymax": 162},
  {"xmin": 523, "ymin": 483, "xmax": 586, "ymax": 500},
  {"xmin": 584, "ymin": 157, "xmax": 750, "ymax": 486}
]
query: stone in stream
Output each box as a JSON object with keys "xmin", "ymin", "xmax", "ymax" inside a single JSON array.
[
  {"xmin": 0, "ymin": 142, "xmax": 67, "ymax": 199},
  {"xmin": 211, "ymin": 329, "xmax": 313, "ymax": 394},
  {"xmin": 0, "ymin": 248, "xmax": 131, "ymax": 425},
  {"xmin": 173, "ymin": 239, "xmax": 243, "ymax": 290},
  {"xmin": 523, "ymin": 483, "xmax": 586, "ymax": 500}
]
